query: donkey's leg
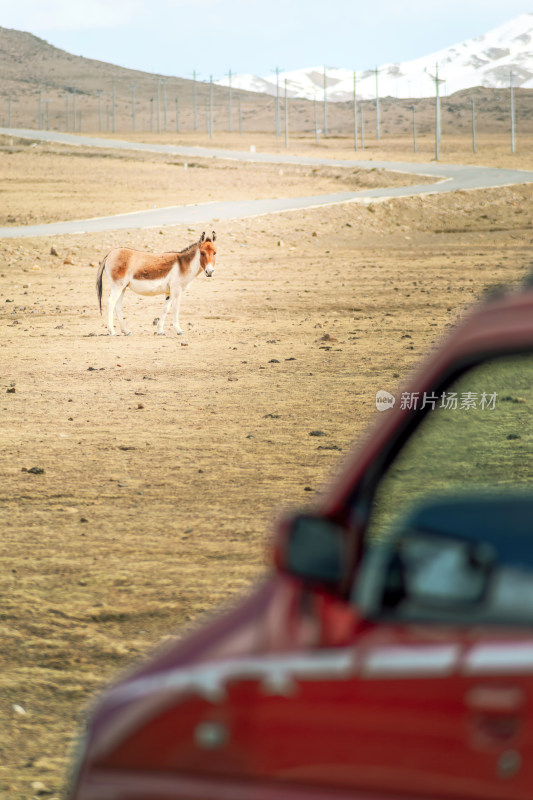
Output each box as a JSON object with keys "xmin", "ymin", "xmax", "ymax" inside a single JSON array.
[
  {"xmin": 107, "ymin": 285, "xmax": 124, "ymax": 335},
  {"xmin": 114, "ymin": 290, "xmax": 131, "ymax": 336},
  {"xmin": 156, "ymin": 295, "xmax": 172, "ymax": 335},
  {"xmin": 172, "ymin": 287, "xmax": 184, "ymax": 335}
]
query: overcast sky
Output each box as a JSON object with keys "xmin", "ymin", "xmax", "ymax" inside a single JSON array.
[{"xmin": 3, "ymin": 1, "xmax": 533, "ymax": 78}]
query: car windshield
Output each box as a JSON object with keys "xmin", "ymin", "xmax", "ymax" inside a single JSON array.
[
  {"xmin": 359, "ymin": 353, "xmax": 533, "ymax": 623},
  {"xmin": 366, "ymin": 353, "xmax": 533, "ymax": 546}
]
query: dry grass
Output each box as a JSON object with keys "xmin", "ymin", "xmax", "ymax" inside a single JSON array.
[
  {"xmin": 1, "ymin": 134, "xmax": 533, "ymax": 799},
  {"xmin": 91, "ymin": 130, "xmax": 533, "ymax": 170},
  {"xmin": 0, "ymin": 135, "xmax": 432, "ymax": 227}
]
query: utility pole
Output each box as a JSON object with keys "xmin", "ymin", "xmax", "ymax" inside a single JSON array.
[
  {"xmin": 353, "ymin": 71, "xmax": 358, "ymax": 151},
  {"xmin": 157, "ymin": 79, "xmax": 161, "ymax": 134},
  {"xmin": 73, "ymin": 85, "xmax": 77, "ymax": 133},
  {"xmin": 112, "ymin": 78, "xmax": 116, "ymax": 133},
  {"xmin": 163, "ymin": 77, "xmax": 167, "ymax": 131},
  {"xmin": 209, "ymin": 74, "xmax": 214, "ymax": 139},
  {"xmin": 375, "ymin": 66, "xmax": 380, "ymax": 140},
  {"xmin": 426, "ymin": 63, "xmax": 444, "ymax": 160},
  {"xmin": 65, "ymin": 93, "xmax": 69, "ymax": 131},
  {"xmin": 323, "ymin": 65, "xmax": 328, "ymax": 137},
  {"xmin": 131, "ymin": 85, "xmax": 136, "ymax": 132},
  {"xmin": 274, "ymin": 67, "xmax": 281, "ymax": 136},
  {"xmin": 412, "ymin": 105, "xmax": 417, "ymax": 152},
  {"xmin": 314, "ymin": 94, "xmax": 319, "ymax": 144},
  {"xmin": 193, "ymin": 70, "xmax": 198, "ymax": 131},
  {"xmin": 150, "ymin": 97, "xmax": 154, "ymax": 132},
  {"xmin": 97, "ymin": 89, "xmax": 103, "ymax": 132},
  {"xmin": 510, "ymin": 71, "xmax": 516, "ymax": 154},
  {"xmin": 228, "ymin": 69, "xmax": 233, "ymax": 133},
  {"xmin": 435, "ymin": 63, "xmax": 440, "ymax": 160},
  {"xmin": 238, "ymin": 97, "xmax": 242, "ymax": 134},
  {"xmin": 175, "ymin": 96, "xmax": 179, "ymax": 133},
  {"xmin": 471, "ymin": 97, "xmax": 476, "ymax": 153},
  {"xmin": 285, "ymin": 78, "xmax": 289, "ymax": 148}
]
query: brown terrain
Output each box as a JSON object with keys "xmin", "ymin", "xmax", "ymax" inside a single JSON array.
[
  {"xmin": 1, "ymin": 24, "xmax": 533, "ymax": 800},
  {"xmin": 0, "ymin": 136, "xmax": 435, "ymax": 228}
]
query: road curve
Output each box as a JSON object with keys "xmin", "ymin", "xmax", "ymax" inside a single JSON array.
[{"xmin": 2, "ymin": 127, "xmax": 533, "ymax": 239}]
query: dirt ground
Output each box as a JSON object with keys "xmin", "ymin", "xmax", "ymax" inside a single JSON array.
[
  {"xmin": 0, "ymin": 135, "xmax": 434, "ymax": 227},
  {"xmin": 91, "ymin": 130, "xmax": 533, "ymax": 170},
  {"xmin": 1, "ymin": 133, "xmax": 533, "ymax": 799}
]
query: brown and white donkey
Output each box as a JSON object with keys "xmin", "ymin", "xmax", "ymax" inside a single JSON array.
[{"xmin": 96, "ymin": 232, "xmax": 216, "ymax": 335}]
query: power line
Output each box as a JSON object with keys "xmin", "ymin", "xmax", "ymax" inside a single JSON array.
[
  {"xmin": 112, "ymin": 78, "xmax": 116, "ymax": 134},
  {"xmin": 323, "ymin": 66, "xmax": 328, "ymax": 137},
  {"xmin": 209, "ymin": 75, "xmax": 214, "ymax": 139},
  {"xmin": 192, "ymin": 70, "xmax": 198, "ymax": 131},
  {"xmin": 163, "ymin": 77, "xmax": 167, "ymax": 131},
  {"xmin": 285, "ymin": 78, "xmax": 289, "ymax": 149},
  {"xmin": 425, "ymin": 62, "xmax": 444, "ymax": 161},
  {"xmin": 353, "ymin": 71, "xmax": 358, "ymax": 151},
  {"xmin": 131, "ymin": 85, "xmax": 136, "ymax": 132},
  {"xmin": 97, "ymin": 89, "xmax": 102, "ymax": 132},
  {"xmin": 157, "ymin": 79, "xmax": 161, "ymax": 134},
  {"xmin": 273, "ymin": 66, "xmax": 281, "ymax": 137},
  {"xmin": 228, "ymin": 69, "xmax": 232, "ymax": 133},
  {"xmin": 375, "ymin": 66, "xmax": 380, "ymax": 140},
  {"xmin": 471, "ymin": 96, "xmax": 476, "ymax": 154}
]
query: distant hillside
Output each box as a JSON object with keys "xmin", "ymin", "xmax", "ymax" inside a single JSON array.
[
  {"xmin": 0, "ymin": 26, "xmax": 267, "ymax": 133},
  {"xmin": 1, "ymin": 25, "xmax": 533, "ymax": 139}
]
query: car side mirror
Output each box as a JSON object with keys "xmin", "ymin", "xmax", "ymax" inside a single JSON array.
[{"xmin": 274, "ymin": 514, "xmax": 349, "ymax": 590}]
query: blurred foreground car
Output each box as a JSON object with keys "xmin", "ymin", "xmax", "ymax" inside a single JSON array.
[{"xmin": 70, "ymin": 282, "xmax": 533, "ymax": 800}]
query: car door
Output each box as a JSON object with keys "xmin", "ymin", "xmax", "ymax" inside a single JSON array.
[
  {"xmin": 243, "ymin": 351, "xmax": 533, "ymax": 797},
  {"xmin": 224, "ymin": 606, "xmax": 529, "ymax": 799}
]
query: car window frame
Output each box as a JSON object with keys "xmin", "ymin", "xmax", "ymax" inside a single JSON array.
[{"xmin": 347, "ymin": 345, "xmax": 533, "ymax": 622}]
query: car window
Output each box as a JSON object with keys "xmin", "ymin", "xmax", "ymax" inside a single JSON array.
[
  {"xmin": 359, "ymin": 354, "xmax": 533, "ymax": 623},
  {"xmin": 366, "ymin": 354, "xmax": 533, "ymax": 545},
  {"xmin": 399, "ymin": 534, "xmax": 487, "ymax": 604}
]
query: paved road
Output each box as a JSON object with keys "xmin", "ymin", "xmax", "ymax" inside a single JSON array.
[{"xmin": 2, "ymin": 127, "xmax": 533, "ymax": 239}]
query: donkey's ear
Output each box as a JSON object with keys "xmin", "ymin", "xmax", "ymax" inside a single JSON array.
[
  {"xmin": 212, "ymin": 230, "xmax": 216, "ymax": 242},
  {"xmin": 200, "ymin": 232, "xmax": 205, "ymax": 242}
]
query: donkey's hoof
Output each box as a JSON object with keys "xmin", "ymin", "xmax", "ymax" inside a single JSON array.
[
  {"xmin": 155, "ymin": 330, "xmax": 166, "ymax": 336},
  {"xmin": 122, "ymin": 330, "xmax": 132, "ymax": 336},
  {"xmin": 175, "ymin": 328, "xmax": 185, "ymax": 336}
]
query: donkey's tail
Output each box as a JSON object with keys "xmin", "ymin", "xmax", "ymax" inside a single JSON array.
[{"xmin": 96, "ymin": 253, "xmax": 110, "ymax": 314}]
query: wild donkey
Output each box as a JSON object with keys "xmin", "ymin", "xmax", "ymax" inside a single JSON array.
[{"xmin": 96, "ymin": 232, "xmax": 216, "ymax": 335}]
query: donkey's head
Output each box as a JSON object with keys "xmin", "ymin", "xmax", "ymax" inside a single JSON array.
[{"xmin": 199, "ymin": 230, "xmax": 216, "ymax": 277}]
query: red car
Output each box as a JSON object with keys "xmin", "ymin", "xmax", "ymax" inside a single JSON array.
[{"xmin": 69, "ymin": 281, "xmax": 533, "ymax": 800}]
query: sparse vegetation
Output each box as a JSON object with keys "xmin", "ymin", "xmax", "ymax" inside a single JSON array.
[{"xmin": 1, "ymin": 133, "xmax": 533, "ymax": 799}]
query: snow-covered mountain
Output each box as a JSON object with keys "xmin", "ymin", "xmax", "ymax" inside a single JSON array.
[{"xmin": 216, "ymin": 14, "xmax": 533, "ymax": 100}]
